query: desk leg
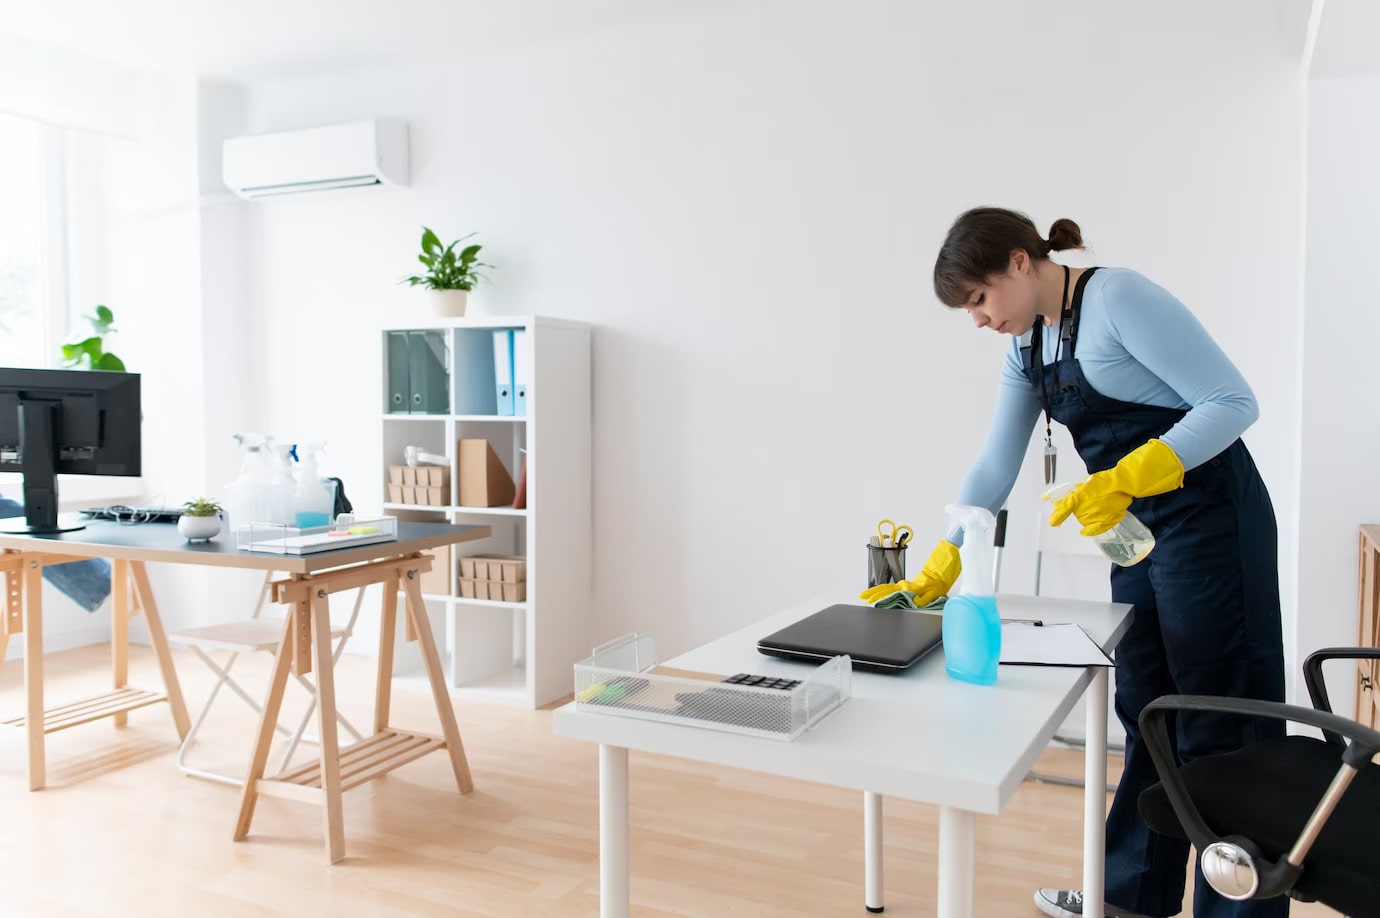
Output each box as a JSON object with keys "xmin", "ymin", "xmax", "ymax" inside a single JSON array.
[
  {"xmin": 1083, "ymin": 668, "xmax": 1108, "ymax": 918},
  {"xmin": 129, "ymin": 562, "xmax": 191, "ymax": 740},
  {"xmin": 373, "ymin": 575, "xmax": 398, "ymax": 734},
  {"xmin": 599, "ymin": 744, "xmax": 630, "ymax": 918},
  {"xmin": 234, "ymin": 609, "xmax": 297, "ymax": 843},
  {"xmin": 864, "ymin": 791, "xmax": 884, "ymax": 913},
  {"xmin": 22, "ymin": 562, "xmax": 44, "ymax": 791},
  {"xmin": 310, "ymin": 591, "xmax": 347, "ymax": 864},
  {"xmin": 402, "ymin": 573, "xmax": 473, "ymax": 794},
  {"xmin": 937, "ymin": 807, "xmax": 975, "ymax": 918},
  {"xmin": 112, "ymin": 560, "xmax": 129, "ymax": 726}
]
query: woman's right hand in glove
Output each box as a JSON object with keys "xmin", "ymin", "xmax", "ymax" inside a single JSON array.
[{"xmin": 858, "ymin": 540, "xmax": 962, "ymax": 606}]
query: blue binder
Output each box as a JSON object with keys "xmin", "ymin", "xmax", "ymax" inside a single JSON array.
[
  {"xmin": 513, "ymin": 329, "xmax": 529, "ymax": 417},
  {"xmin": 493, "ymin": 329, "xmax": 515, "ymax": 416}
]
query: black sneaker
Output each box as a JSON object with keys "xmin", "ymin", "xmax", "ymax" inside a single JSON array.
[{"xmin": 1033, "ymin": 888, "xmax": 1154, "ymax": 918}]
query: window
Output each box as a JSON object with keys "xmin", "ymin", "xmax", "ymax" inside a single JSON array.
[{"xmin": 0, "ymin": 113, "xmax": 64, "ymax": 369}]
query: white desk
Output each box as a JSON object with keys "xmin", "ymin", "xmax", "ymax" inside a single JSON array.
[{"xmin": 553, "ymin": 592, "xmax": 1133, "ymax": 918}]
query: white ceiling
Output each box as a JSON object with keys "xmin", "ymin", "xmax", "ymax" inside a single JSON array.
[
  {"xmin": 0, "ymin": 0, "xmax": 780, "ymax": 83},
  {"xmin": 4, "ymin": 0, "xmax": 1343, "ymax": 85}
]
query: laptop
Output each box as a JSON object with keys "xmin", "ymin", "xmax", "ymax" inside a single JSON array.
[{"xmin": 757, "ymin": 603, "xmax": 944, "ymax": 673}]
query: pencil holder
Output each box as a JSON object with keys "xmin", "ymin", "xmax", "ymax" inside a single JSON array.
[{"xmin": 867, "ymin": 544, "xmax": 907, "ymax": 589}]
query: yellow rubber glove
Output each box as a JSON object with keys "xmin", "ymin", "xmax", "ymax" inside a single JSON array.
[
  {"xmin": 859, "ymin": 540, "xmax": 961, "ymax": 606},
  {"xmin": 1048, "ymin": 439, "xmax": 1185, "ymax": 536}
]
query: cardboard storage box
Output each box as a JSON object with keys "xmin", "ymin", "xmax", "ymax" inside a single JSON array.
[
  {"xmin": 459, "ymin": 553, "xmax": 526, "ymax": 583},
  {"xmin": 457, "ymin": 438, "xmax": 515, "ymax": 507},
  {"xmin": 387, "ymin": 465, "xmax": 450, "ymax": 505},
  {"xmin": 418, "ymin": 548, "xmax": 450, "ymax": 597},
  {"xmin": 458, "ymin": 578, "xmax": 526, "ymax": 602}
]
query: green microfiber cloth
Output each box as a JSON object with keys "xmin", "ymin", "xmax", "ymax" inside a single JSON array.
[{"xmin": 872, "ymin": 591, "xmax": 947, "ymax": 611}]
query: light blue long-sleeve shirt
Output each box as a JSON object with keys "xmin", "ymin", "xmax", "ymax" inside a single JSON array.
[{"xmin": 949, "ymin": 267, "xmax": 1257, "ymax": 538}]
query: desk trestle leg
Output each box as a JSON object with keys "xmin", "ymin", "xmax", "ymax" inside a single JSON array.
[
  {"xmin": 233, "ymin": 553, "xmax": 474, "ymax": 863},
  {"xmin": 4, "ymin": 554, "xmax": 189, "ymax": 791},
  {"xmin": 112, "ymin": 560, "xmax": 129, "ymax": 726},
  {"xmin": 0, "ymin": 552, "xmax": 23, "ymax": 673}
]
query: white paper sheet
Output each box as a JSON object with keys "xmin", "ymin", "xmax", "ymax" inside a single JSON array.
[{"xmin": 999, "ymin": 622, "xmax": 1114, "ymax": 667}]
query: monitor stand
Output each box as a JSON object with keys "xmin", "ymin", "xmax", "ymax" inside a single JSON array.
[{"xmin": 0, "ymin": 401, "xmax": 85, "ymax": 535}]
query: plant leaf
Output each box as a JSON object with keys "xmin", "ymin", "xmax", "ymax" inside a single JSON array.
[
  {"xmin": 95, "ymin": 352, "xmax": 125, "ymax": 371},
  {"xmin": 421, "ymin": 227, "xmax": 443, "ymax": 256}
]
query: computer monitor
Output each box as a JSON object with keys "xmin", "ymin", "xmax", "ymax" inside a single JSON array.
[{"xmin": 0, "ymin": 367, "xmax": 141, "ymax": 534}]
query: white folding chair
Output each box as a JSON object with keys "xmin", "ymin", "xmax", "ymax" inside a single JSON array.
[{"xmin": 170, "ymin": 573, "xmax": 367, "ymax": 786}]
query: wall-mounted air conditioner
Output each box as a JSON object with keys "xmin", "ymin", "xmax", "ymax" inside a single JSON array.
[{"xmin": 222, "ymin": 118, "xmax": 409, "ymax": 199}]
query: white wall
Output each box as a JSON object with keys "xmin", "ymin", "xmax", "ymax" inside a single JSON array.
[
  {"xmin": 233, "ymin": 0, "xmax": 1305, "ymax": 664},
  {"xmin": 2, "ymin": 54, "xmax": 220, "ymax": 655},
  {"xmin": 1294, "ymin": 74, "xmax": 1380, "ymax": 716}
]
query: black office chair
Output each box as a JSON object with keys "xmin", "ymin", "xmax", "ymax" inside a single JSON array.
[{"xmin": 1136, "ymin": 649, "xmax": 1380, "ymax": 917}]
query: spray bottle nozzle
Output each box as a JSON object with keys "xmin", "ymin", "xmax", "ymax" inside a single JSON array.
[
  {"xmin": 290, "ymin": 442, "xmax": 327, "ymax": 463},
  {"xmin": 944, "ymin": 504, "xmax": 997, "ymax": 596}
]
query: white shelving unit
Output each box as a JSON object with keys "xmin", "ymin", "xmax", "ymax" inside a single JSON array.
[{"xmin": 380, "ymin": 315, "xmax": 591, "ymax": 708}]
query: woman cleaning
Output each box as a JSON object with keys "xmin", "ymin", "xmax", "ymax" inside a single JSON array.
[{"xmin": 866, "ymin": 207, "xmax": 1287, "ymax": 918}]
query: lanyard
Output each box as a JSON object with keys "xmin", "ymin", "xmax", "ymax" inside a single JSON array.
[{"xmin": 1033, "ymin": 265, "xmax": 1071, "ymax": 485}]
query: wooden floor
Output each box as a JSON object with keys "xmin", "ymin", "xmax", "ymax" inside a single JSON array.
[{"xmin": 0, "ymin": 644, "xmax": 1334, "ymax": 917}]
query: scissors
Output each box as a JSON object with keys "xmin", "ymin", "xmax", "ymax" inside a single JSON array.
[{"xmin": 876, "ymin": 519, "xmax": 914, "ymax": 549}]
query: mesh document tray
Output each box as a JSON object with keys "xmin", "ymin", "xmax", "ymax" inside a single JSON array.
[
  {"xmin": 235, "ymin": 516, "xmax": 399, "ymax": 554},
  {"xmin": 574, "ymin": 633, "xmax": 851, "ymax": 741}
]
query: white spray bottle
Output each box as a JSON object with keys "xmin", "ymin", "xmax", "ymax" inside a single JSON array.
[
  {"xmin": 224, "ymin": 433, "xmax": 271, "ymax": 535},
  {"xmin": 942, "ymin": 504, "xmax": 1002, "ymax": 685}
]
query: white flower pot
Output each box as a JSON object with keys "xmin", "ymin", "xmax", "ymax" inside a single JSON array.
[
  {"xmin": 178, "ymin": 514, "xmax": 221, "ymax": 543},
  {"xmin": 428, "ymin": 289, "xmax": 469, "ymax": 317}
]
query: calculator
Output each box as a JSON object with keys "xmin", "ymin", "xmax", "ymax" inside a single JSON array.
[{"xmin": 721, "ymin": 673, "xmax": 802, "ymax": 691}]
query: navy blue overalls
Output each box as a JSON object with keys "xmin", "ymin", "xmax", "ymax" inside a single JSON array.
[{"xmin": 1023, "ymin": 267, "xmax": 1287, "ymax": 918}]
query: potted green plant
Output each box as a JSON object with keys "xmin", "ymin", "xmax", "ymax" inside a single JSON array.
[
  {"xmin": 60, "ymin": 305, "xmax": 126, "ymax": 371},
  {"xmin": 401, "ymin": 227, "xmax": 492, "ymax": 317},
  {"xmin": 178, "ymin": 498, "xmax": 223, "ymax": 543}
]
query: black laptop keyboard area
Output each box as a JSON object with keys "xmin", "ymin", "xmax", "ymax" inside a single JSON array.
[{"xmin": 722, "ymin": 673, "xmax": 802, "ymax": 691}]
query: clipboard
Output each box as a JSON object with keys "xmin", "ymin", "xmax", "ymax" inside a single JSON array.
[{"xmin": 999, "ymin": 622, "xmax": 1114, "ymax": 668}]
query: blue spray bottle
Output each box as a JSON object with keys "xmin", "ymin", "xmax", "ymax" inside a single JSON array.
[{"xmin": 942, "ymin": 504, "xmax": 1002, "ymax": 685}]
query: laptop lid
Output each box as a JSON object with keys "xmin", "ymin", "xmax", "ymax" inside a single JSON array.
[{"xmin": 757, "ymin": 603, "xmax": 943, "ymax": 672}]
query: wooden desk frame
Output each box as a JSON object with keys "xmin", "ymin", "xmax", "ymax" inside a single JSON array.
[
  {"xmin": 1, "ymin": 552, "xmax": 190, "ymax": 791},
  {"xmin": 233, "ymin": 552, "xmax": 471, "ymax": 863},
  {"xmin": 0, "ymin": 521, "xmax": 489, "ymax": 863}
]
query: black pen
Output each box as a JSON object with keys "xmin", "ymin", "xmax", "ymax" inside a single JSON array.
[{"xmin": 1001, "ymin": 618, "xmax": 1044, "ymax": 626}]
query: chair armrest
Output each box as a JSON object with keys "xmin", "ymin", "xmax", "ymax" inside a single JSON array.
[
  {"xmin": 1142, "ymin": 693, "xmax": 1380, "ymax": 900},
  {"xmin": 1140, "ymin": 694, "xmax": 1380, "ymax": 857},
  {"xmin": 1303, "ymin": 647, "xmax": 1380, "ymax": 746}
]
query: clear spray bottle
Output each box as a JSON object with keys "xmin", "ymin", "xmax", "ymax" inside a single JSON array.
[
  {"xmin": 1042, "ymin": 481, "xmax": 1155, "ymax": 567},
  {"xmin": 942, "ymin": 504, "xmax": 1002, "ymax": 685},
  {"xmin": 291, "ymin": 442, "xmax": 336, "ymax": 529}
]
